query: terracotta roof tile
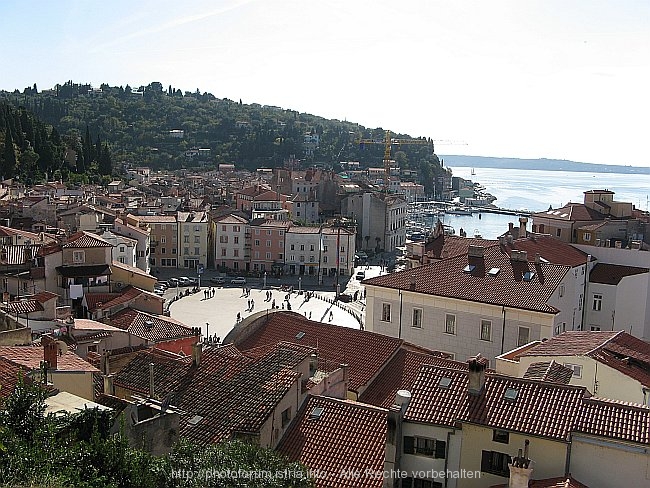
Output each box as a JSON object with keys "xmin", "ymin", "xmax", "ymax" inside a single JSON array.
[
  {"xmin": 533, "ymin": 204, "xmax": 606, "ymax": 222},
  {"xmin": 232, "ymin": 311, "xmax": 403, "ymax": 392},
  {"xmin": 0, "ymin": 356, "xmax": 28, "ymax": 399},
  {"xmin": 519, "ymin": 331, "xmax": 620, "ymax": 357},
  {"xmin": 590, "ymin": 263, "xmax": 649, "ymax": 285},
  {"xmin": 4, "ymin": 299, "xmax": 44, "ymax": 315},
  {"xmin": 505, "ymin": 235, "xmax": 589, "ymax": 267},
  {"xmin": 522, "ymin": 360, "xmax": 574, "ymax": 384},
  {"xmin": 577, "ymin": 397, "xmax": 650, "ymax": 444},
  {"xmin": 404, "ymin": 366, "xmax": 586, "ymax": 441},
  {"xmin": 108, "ymin": 308, "xmax": 196, "ymax": 343},
  {"xmin": 0, "ymin": 346, "xmax": 99, "ymax": 373},
  {"xmin": 177, "ymin": 347, "xmax": 298, "ymax": 445},
  {"xmin": 32, "ymin": 291, "xmax": 59, "ymax": 303},
  {"xmin": 277, "ymin": 395, "xmax": 388, "ymax": 488},
  {"xmin": 365, "ymin": 246, "xmax": 567, "ymax": 313},
  {"xmin": 63, "ymin": 231, "xmax": 113, "ymax": 248},
  {"xmin": 425, "ymin": 235, "xmax": 499, "ymax": 260},
  {"xmin": 113, "ymin": 348, "xmax": 192, "ymax": 397},
  {"xmin": 83, "ymin": 293, "xmax": 121, "ymax": 312},
  {"xmin": 359, "ymin": 348, "xmax": 467, "ymax": 408}
]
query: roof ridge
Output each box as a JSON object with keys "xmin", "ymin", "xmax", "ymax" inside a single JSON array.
[
  {"xmin": 311, "ymin": 394, "xmax": 389, "ymax": 413},
  {"xmin": 587, "ymin": 330, "xmax": 624, "ymax": 356}
]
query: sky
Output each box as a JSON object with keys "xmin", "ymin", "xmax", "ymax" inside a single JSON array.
[{"xmin": 2, "ymin": 0, "xmax": 649, "ymax": 166}]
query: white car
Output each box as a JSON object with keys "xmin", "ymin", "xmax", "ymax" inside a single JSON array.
[
  {"xmin": 230, "ymin": 277, "xmax": 247, "ymax": 284},
  {"xmin": 355, "ymin": 271, "xmax": 366, "ymax": 280}
]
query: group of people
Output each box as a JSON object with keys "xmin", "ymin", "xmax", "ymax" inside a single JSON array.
[{"xmin": 203, "ymin": 287, "xmax": 216, "ymax": 300}]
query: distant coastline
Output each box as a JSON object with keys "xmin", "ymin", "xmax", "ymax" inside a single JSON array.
[{"xmin": 439, "ymin": 155, "xmax": 650, "ymax": 175}]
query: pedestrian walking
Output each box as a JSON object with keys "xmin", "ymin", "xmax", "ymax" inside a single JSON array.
[
  {"xmin": 236, "ymin": 312, "xmax": 241, "ymax": 322},
  {"xmin": 309, "ymin": 311, "xmax": 312, "ymax": 319}
]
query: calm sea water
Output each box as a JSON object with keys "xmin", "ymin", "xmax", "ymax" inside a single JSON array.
[{"xmin": 440, "ymin": 166, "xmax": 650, "ymax": 239}]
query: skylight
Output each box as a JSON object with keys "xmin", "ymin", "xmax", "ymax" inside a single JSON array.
[
  {"xmin": 463, "ymin": 264, "xmax": 475, "ymax": 273},
  {"xmin": 504, "ymin": 388, "xmax": 519, "ymax": 401},
  {"xmin": 295, "ymin": 331, "xmax": 305, "ymax": 340},
  {"xmin": 523, "ymin": 271, "xmax": 535, "ymax": 282},
  {"xmin": 188, "ymin": 415, "xmax": 204, "ymax": 426},
  {"xmin": 488, "ymin": 268, "xmax": 500, "ymax": 277},
  {"xmin": 309, "ymin": 407, "xmax": 324, "ymax": 420},
  {"xmin": 438, "ymin": 377, "xmax": 452, "ymax": 388}
]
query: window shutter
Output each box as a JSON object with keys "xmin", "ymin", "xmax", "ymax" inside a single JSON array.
[
  {"xmin": 403, "ymin": 436, "xmax": 414, "ymax": 454},
  {"xmin": 481, "ymin": 450, "xmax": 491, "ymax": 472},
  {"xmin": 435, "ymin": 440, "xmax": 446, "ymax": 459}
]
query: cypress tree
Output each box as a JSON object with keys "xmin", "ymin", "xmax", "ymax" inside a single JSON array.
[{"xmin": 2, "ymin": 129, "xmax": 17, "ymax": 179}]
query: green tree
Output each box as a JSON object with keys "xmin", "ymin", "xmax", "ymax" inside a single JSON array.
[{"xmin": 1, "ymin": 128, "xmax": 17, "ymax": 178}]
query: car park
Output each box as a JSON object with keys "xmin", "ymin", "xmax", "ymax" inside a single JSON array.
[
  {"xmin": 230, "ymin": 277, "xmax": 247, "ymax": 284},
  {"xmin": 210, "ymin": 276, "xmax": 225, "ymax": 284}
]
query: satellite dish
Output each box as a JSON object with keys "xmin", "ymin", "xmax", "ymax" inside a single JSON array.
[{"xmin": 56, "ymin": 340, "xmax": 68, "ymax": 355}]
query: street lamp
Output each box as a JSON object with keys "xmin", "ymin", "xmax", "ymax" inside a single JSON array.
[
  {"xmin": 263, "ymin": 271, "xmax": 267, "ymax": 288},
  {"xmin": 298, "ymin": 277, "xmax": 302, "ymax": 293},
  {"xmin": 205, "ymin": 322, "xmax": 209, "ymax": 342}
]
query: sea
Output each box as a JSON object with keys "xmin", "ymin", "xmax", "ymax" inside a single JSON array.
[{"xmin": 438, "ymin": 166, "xmax": 650, "ymax": 240}]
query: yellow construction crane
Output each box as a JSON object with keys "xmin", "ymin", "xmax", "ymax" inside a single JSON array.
[{"xmin": 358, "ymin": 130, "xmax": 431, "ymax": 194}]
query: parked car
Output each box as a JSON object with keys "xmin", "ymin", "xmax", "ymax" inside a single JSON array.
[
  {"xmin": 155, "ymin": 281, "xmax": 168, "ymax": 290},
  {"xmin": 167, "ymin": 277, "xmax": 179, "ymax": 287},
  {"xmin": 153, "ymin": 288, "xmax": 165, "ymax": 296},
  {"xmin": 355, "ymin": 270, "xmax": 366, "ymax": 280},
  {"xmin": 210, "ymin": 276, "xmax": 225, "ymax": 284},
  {"xmin": 230, "ymin": 277, "xmax": 247, "ymax": 285},
  {"xmin": 178, "ymin": 277, "xmax": 191, "ymax": 286},
  {"xmin": 187, "ymin": 277, "xmax": 199, "ymax": 285}
]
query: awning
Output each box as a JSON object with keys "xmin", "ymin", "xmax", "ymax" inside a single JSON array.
[{"xmin": 56, "ymin": 264, "xmax": 112, "ymax": 278}]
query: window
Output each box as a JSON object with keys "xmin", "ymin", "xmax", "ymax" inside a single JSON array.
[
  {"xmin": 412, "ymin": 308, "xmax": 423, "ymax": 328},
  {"xmin": 556, "ymin": 228, "xmax": 562, "ymax": 237},
  {"xmin": 255, "ymin": 229, "xmax": 260, "ymax": 235},
  {"xmin": 219, "ymin": 236, "xmax": 228, "ymax": 243},
  {"xmin": 161, "ymin": 236, "xmax": 166, "ymax": 244},
  {"xmin": 281, "ymin": 407, "xmax": 291, "ymax": 427},
  {"xmin": 323, "ymin": 256, "xmax": 328, "ymax": 263},
  {"xmin": 184, "ymin": 248, "xmax": 189, "ymax": 255},
  {"xmin": 517, "ymin": 327, "xmax": 530, "ymax": 346},
  {"xmin": 161, "ymin": 247, "xmax": 166, "ymax": 254},
  {"xmin": 72, "ymin": 250, "xmax": 85, "ymax": 264},
  {"xmin": 323, "ymin": 245, "xmax": 328, "ymax": 252},
  {"xmin": 266, "ymin": 252, "xmax": 271, "ymax": 259},
  {"xmin": 445, "ymin": 314, "xmax": 456, "ymax": 335},
  {"xmin": 480, "ymin": 320, "xmax": 492, "ymax": 341},
  {"xmin": 119, "ymin": 246, "xmax": 125, "ymax": 253},
  {"xmin": 254, "ymin": 251, "xmax": 259, "ymax": 258},
  {"xmin": 340, "ymin": 246, "xmax": 345, "ymax": 252},
  {"xmin": 184, "ymin": 235, "xmax": 189, "ymax": 243},
  {"xmin": 309, "ymin": 256, "xmax": 315, "ymax": 262},
  {"xmin": 118, "ymin": 256, "xmax": 126, "ymax": 264},
  {"xmin": 565, "ymin": 363, "xmax": 583, "ymax": 378},
  {"xmin": 194, "ymin": 247, "xmax": 200, "ymax": 255},
  {"xmin": 493, "ymin": 430, "xmax": 510, "ymax": 444},
  {"xmin": 310, "ymin": 244, "xmax": 314, "ymax": 251},
  {"xmin": 222, "ymin": 225, "xmax": 227, "ymax": 232},
  {"xmin": 403, "ymin": 436, "xmax": 446, "ymax": 459},
  {"xmin": 221, "ymin": 248, "xmax": 227, "ymax": 257},
  {"xmin": 559, "ymin": 284, "xmax": 565, "ymax": 297},
  {"xmin": 194, "ymin": 236, "xmax": 200, "ymax": 243},
  {"xmin": 584, "ymin": 232, "xmax": 591, "ymax": 242},
  {"xmin": 591, "ymin": 325, "xmax": 601, "ymax": 331},
  {"xmin": 266, "ymin": 230, "xmax": 272, "ymax": 236},
  {"xmin": 290, "ymin": 244, "xmax": 295, "ymax": 250},
  {"xmin": 382, "ymin": 303, "xmax": 391, "ymax": 322},
  {"xmin": 234, "ymin": 249, "xmax": 239, "ymax": 257},
  {"xmin": 300, "ymin": 244, "xmax": 305, "ymax": 251},
  {"xmin": 171, "ymin": 248, "xmax": 176, "ymax": 254},
  {"xmin": 266, "ymin": 240, "xmax": 271, "ymax": 247},
  {"xmin": 234, "ymin": 236, "xmax": 239, "ymax": 244},
  {"xmin": 255, "ymin": 240, "xmax": 260, "ymax": 246},
  {"xmin": 593, "ymin": 294, "xmax": 602, "ymax": 311},
  {"xmin": 194, "ymin": 225, "xmax": 200, "ymax": 232},
  {"xmin": 299, "ymin": 256, "xmax": 305, "ymax": 262},
  {"xmin": 481, "ymin": 450, "xmax": 511, "ymax": 477}
]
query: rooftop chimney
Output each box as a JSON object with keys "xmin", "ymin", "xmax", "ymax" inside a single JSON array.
[
  {"xmin": 192, "ymin": 342, "xmax": 203, "ymax": 367},
  {"xmin": 506, "ymin": 234, "xmax": 514, "ymax": 245},
  {"xmin": 468, "ymin": 245, "xmax": 485, "ymax": 258},
  {"xmin": 518, "ymin": 217, "xmax": 528, "ymax": 238},
  {"xmin": 103, "ymin": 374, "xmax": 114, "ymax": 396},
  {"xmin": 43, "ymin": 336, "xmax": 58, "ymax": 370},
  {"xmin": 149, "ymin": 362, "xmax": 155, "ymax": 398},
  {"xmin": 467, "ymin": 354, "xmax": 488, "ymax": 395},
  {"xmin": 410, "ymin": 274, "xmax": 416, "ymax": 290},
  {"xmin": 394, "ymin": 389, "xmax": 412, "ymax": 414},
  {"xmin": 535, "ymin": 253, "xmax": 541, "ymax": 264},
  {"xmin": 508, "ymin": 440, "xmax": 533, "ymax": 488}
]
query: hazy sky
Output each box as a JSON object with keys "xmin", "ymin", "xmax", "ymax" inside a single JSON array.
[{"xmin": 2, "ymin": 0, "xmax": 649, "ymax": 166}]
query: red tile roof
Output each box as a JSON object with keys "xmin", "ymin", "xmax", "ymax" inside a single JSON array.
[
  {"xmin": 589, "ymin": 263, "xmax": 649, "ymax": 285},
  {"xmin": 0, "ymin": 346, "xmax": 99, "ymax": 373},
  {"xmin": 519, "ymin": 331, "xmax": 620, "ymax": 357},
  {"xmin": 359, "ymin": 348, "xmax": 467, "ymax": 408},
  {"xmin": 177, "ymin": 346, "xmax": 299, "ymax": 445},
  {"xmin": 577, "ymin": 397, "xmax": 650, "ymax": 445},
  {"xmin": 277, "ymin": 395, "xmax": 388, "ymax": 488},
  {"xmin": 4, "ymin": 299, "xmax": 44, "ymax": 315},
  {"xmin": 520, "ymin": 331, "xmax": 650, "ymax": 388},
  {"xmin": 404, "ymin": 366, "xmax": 586, "ymax": 441},
  {"xmin": 365, "ymin": 246, "xmax": 568, "ymax": 313},
  {"xmin": 231, "ymin": 311, "xmax": 403, "ymax": 392},
  {"xmin": 425, "ymin": 235, "xmax": 499, "ymax": 260},
  {"xmin": 32, "ymin": 291, "xmax": 59, "ymax": 303},
  {"xmin": 113, "ymin": 348, "xmax": 192, "ymax": 397},
  {"xmin": 108, "ymin": 308, "xmax": 196, "ymax": 343},
  {"xmin": 522, "ymin": 360, "xmax": 574, "ymax": 384},
  {"xmin": 533, "ymin": 204, "xmax": 606, "ymax": 222},
  {"xmin": 505, "ymin": 235, "xmax": 589, "ymax": 267},
  {"xmin": 83, "ymin": 292, "xmax": 121, "ymax": 312},
  {"xmin": 63, "ymin": 231, "xmax": 113, "ymax": 248},
  {"xmin": 0, "ymin": 356, "xmax": 28, "ymax": 399}
]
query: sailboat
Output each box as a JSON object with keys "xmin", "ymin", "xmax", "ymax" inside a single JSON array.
[{"xmin": 471, "ymin": 168, "xmax": 476, "ymax": 176}]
